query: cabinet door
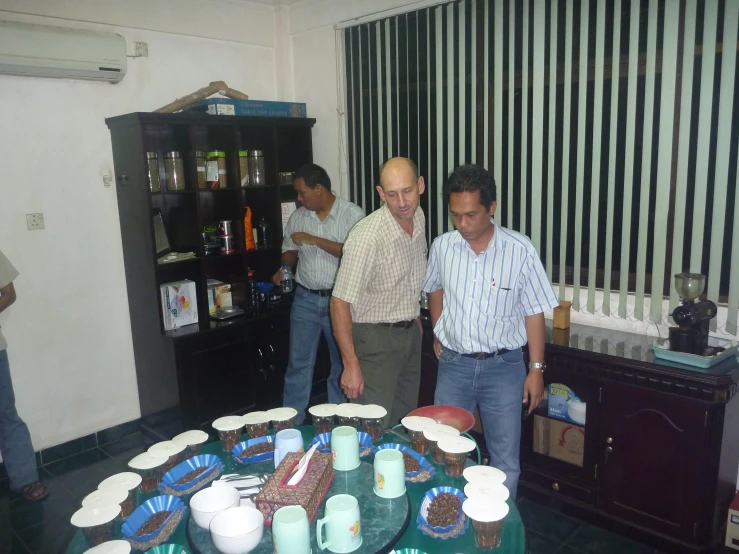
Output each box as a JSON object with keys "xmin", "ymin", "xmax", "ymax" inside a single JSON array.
[
  {"xmin": 178, "ymin": 336, "xmax": 257, "ymax": 426},
  {"xmin": 599, "ymin": 381, "xmax": 709, "ymax": 540}
]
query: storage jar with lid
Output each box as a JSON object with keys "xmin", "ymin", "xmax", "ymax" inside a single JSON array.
[
  {"xmin": 146, "ymin": 152, "xmax": 160, "ymax": 193},
  {"xmin": 239, "ymin": 151, "xmax": 250, "ymax": 187},
  {"xmin": 164, "ymin": 151, "xmax": 185, "ymax": 191},
  {"xmin": 206, "ymin": 151, "xmax": 227, "ymax": 189},
  {"xmin": 195, "ymin": 151, "xmax": 207, "ymax": 189},
  {"xmin": 248, "ymin": 150, "xmax": 266, "ymax": 186}
]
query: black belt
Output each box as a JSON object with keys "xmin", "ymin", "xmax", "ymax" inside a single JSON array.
[
  {"xmin": 374, "ymin": 320, "xmax": 416, "ymax": 329},
  {"xmin": 461, "ymin": 349, "xmax": 511, "ymax": 360},
  {"xmin": 298, "ymin": 284, "xmax": 333, "ymax": 297}
]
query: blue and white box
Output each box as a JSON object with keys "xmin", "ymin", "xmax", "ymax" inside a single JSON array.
[
  {"xmin": 187, "ymin": 98, "xmax": 307, "ymax": 118},
  {"xmin": 548, "ymin": 383, "xmax": 586, "ymax": 426}
]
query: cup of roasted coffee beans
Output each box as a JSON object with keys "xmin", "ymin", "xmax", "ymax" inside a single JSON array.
[{"xmin": 462, "ymin": 497, "xmax": 509, "ymax": 549}]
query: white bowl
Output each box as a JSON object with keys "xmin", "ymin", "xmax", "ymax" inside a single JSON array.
[
  {"xmin": 210, "ymin": 506, "xmax": 264, "ymax": 554},
  {"xmin": 190, "ymin": 485, "xmax": 241, "ymax": 530}
]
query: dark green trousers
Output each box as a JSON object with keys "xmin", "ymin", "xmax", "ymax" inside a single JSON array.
[{"xmin": 351, "ymin": 322, "xmax": 422, "ymax": 427}]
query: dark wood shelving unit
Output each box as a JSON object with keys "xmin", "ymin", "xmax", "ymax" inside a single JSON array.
[{"xmin": 106, "ymin": 112, "xmax": 332, "ymax": 426}]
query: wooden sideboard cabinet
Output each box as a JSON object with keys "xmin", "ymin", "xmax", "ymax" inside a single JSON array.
[{"xmin": 420, "ymin": 317, "xmax": 739, "ymax": 552}]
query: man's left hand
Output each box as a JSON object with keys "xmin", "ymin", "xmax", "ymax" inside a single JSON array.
[
  {"xmin": 523, "ymin": 369, "xmax": 544, "ymax": 415},
  {"xmin": 291, "ymin": 232, "xmax": 316, "ymax": 246}
]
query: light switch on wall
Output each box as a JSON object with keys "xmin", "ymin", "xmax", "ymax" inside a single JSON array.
[{"xmin": 26, "ymin": 213, "xmax": 45, "ymax": 230}]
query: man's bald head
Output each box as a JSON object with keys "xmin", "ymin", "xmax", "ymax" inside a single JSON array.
[
  {"xmin": 376, "ymin": 157, "xmax": 425, "ymax": 225},
  {"xmin": 379, "ymin": 157, "xmax": 419, "ymax": 188}
]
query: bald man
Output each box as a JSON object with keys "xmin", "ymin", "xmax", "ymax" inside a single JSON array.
[{"xmin": 331, "ymin": 158, "xmax": 427, "ymax": 427}]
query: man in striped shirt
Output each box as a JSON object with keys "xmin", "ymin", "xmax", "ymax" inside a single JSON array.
[
  {"xmin": 331, "ymin": 158, "xmax": 427, "ymax": 427},
  {"xmin": 422, "ymin": 164, "xmax": 559, "ymax": 498},
  {"xmin": 274, "ymin": 164, "xmax": 365, "ymax": 424}
]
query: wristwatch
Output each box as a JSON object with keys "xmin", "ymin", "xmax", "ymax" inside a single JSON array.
[{"xmin": 528, "ymin": 361, "xmax": 546, "ymax": 372}]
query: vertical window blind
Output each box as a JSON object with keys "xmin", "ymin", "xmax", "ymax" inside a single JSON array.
[{"xmin": 343, "ymin": 0, "xmax": 739, "ymax": 333}]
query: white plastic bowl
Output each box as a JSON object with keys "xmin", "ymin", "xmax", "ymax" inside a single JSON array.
[
  {"xmin": 210, "ymin": 506, "xmax": 264, "ymax": 554},
  {"xmin": 190, "ymin": 485, "xmax": 241, "ymax": 530}
]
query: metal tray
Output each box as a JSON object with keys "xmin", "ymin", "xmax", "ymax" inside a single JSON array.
[
  {"xmin": 652, "ymin": 336, "xmax": 739, "ymax": 368},
  {"xmin": 211, "ymin": 307, "xmax": 245, "ymax": 321}
]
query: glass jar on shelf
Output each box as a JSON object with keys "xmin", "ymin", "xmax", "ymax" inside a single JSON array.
[
  {"xmin": 146, "ymin": 152, "xmax": 160, "ymax": 193},
  {"xmin": 206, "ymin": 151, "xmax": 227, "ymax": 189},
  {"xmin": 239, "ymin": 150, "xmax": 250, "ymax": 187},
  {"xmin": 164, "ymin": 151, "xmax": 185, "ymax": 191},
  {"xmin": 194, "ymin": 151, "xmax": 207, "ymax": 189},
  {"xmin": 248, "ymin": 150, "xmax": 266, "ymax": 186}
]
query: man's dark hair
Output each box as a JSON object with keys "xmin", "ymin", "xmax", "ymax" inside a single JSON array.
[
  {"xmin": 443, "ymin": 164, "xmax": 496, "ymax": 209},
  {"xmin": 294, "ymin": 163, "xmax": 331, "ymax": 192}
]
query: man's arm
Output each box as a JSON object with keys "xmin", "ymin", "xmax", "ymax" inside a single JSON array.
[
  {"xmin": 523, "ymin": 312, "xmax": 546, "ymax": 414},
  {"xmin": 0, "ymin": 282, "xmax": 17, "ymax": 315},
  {"xmin": 330, "ymin": 296, "xmax": 364, "ymax": 399},
  {"xmin": 271, "ymin": 250, "xmax": 298, "ymax": 286},
  {"xmin": 291, "ymin": 233, "xmax": 344, "ymax": 258},
  {"xmin": 427, "ymin": 289, "xmax": 444, "ymax": 358}
]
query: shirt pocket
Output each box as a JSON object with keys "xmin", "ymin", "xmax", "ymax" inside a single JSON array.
[{"xmin": 483, "ymin": 270, "xmax": 520, "ymax": 317}]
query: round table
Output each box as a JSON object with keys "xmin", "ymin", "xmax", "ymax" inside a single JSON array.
[{"xmin": 65, "ymin": 426, "xmax": 526, "ymax": 554}]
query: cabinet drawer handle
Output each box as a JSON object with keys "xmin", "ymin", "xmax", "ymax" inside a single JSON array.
[{"xmin": 552, "ymin": 482, "xmax": 560, "ymax": 492}]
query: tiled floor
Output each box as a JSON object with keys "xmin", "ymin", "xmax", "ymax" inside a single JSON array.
[{"xmin": 0, "ymin": 425, "xmax": 709, "ymax": 553}]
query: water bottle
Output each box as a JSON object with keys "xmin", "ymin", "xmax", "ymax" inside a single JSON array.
[{"xmin": 280, "ymin": 264, "xmax": 294, "ymax": 294}]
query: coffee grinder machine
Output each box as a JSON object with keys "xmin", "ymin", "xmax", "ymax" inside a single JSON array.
[{"xmin": 669, "ymin": 272, "xmax": 717, "ymax": 355}]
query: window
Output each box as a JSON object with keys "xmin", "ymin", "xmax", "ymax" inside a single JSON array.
[{"xmin": 343, "ymin": 0, "xmax": 739, "ymax": 332}]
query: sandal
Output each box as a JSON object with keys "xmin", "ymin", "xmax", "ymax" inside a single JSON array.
[{"xmin": 19, "ymin": 481, "xmax": 49, "ymax": 501}]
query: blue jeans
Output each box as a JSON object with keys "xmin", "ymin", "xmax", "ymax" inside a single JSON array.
[
  {"xmin": 434, "ymin": 347, "xmax": 527, "ymax": 499},
  {"xmin": 283, "ymin": 287, "xmax": 346, "ymax": 424},
  {"xmin": 0, "ymin": 349, "xmax": 39, "ymax": 490}
]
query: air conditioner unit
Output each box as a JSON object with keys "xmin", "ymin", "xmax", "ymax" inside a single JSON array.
[{"xmin": 0, "ymin": 20, "xmax": 127, "ymax": 83}]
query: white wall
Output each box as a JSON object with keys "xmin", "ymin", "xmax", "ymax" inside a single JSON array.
[{"xmin": 0, "ymin": 4, "xmax": 278, "ymax": 450}]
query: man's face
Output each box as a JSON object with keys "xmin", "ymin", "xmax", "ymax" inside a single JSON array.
[
  {"xmin": 449, "ymin": 191, "xmax": 496, "ymax": 242},
  {"xmin": 294, "ymin": 178, "xmax": 321, "ymax": 211},
  {"xmin": 376, "ymin": 172, "xmax": 425, "ymax": 223}
]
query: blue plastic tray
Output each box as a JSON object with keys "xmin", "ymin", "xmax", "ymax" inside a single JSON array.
[
  {"xmin": 652, "ymin": 337, "xmax": 739, "ymax": 368},
  {"xmin": 416, "ymin": 486, "xmax": 468, "ymax": 538},
  {"xmin": 122, "ymin": 495, "xmax": 186, "ymax": 543},
  {"xmin": 232, "ymin": 435, "xmax": 276, "ymax": 465},
  {"xmin": 373, "ymin": 443, "xmax": 435, "ymax": 481},
  {"xmin": 160, "ymin": 454, "xmax": 223, "ymax": 492}
]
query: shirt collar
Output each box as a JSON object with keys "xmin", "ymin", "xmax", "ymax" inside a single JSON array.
[
  {"xmin": 307, "ymin": 195, "xmax": 339, "ymax": 222},
  {"xmin": 381, "ymin": 204, "xmax": 425, "ymax": 240},
  {"xmin": 453, "ymin": 220, "xmax": 499, "ymax": 253}
]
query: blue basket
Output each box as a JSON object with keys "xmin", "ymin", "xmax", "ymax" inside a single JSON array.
[
  {"xmin": 310, "ymin": 431, "xmax": 374, "ymax": 457},
  {"xmin": 122, "ymin": 495, "xmax": 187, "ymax": 543},
  {"xmin": 232, "ymin": 435, "xmax": 276, "ymax": 465},
  {"xmin": 160, "ymin": 454, "xmax": 223, "ymax": 492},
  {"xmin": 416, "ymin": 486, "xmax": 468, "ymax": 538},
  {"xmin": 374, "ymin": 443, "xmax": 435, "ymax": 480}
]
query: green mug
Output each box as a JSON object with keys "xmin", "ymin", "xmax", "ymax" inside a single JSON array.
[
  {"xmin": 373, "ymin": 449, "xmax": 406, "ymax": 499},
  {"xmin": 272, "ymin": 505, "xmax": 311, "ymax": 554},
  {"xmin": 316, "ymin": 494, "xmax": 362, "ymax": 553},
  {"xmin": 331, "ymin": 426, "xmax": 360, "ymax": 471}
]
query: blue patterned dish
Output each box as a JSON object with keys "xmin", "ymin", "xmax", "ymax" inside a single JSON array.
[
  {"xmin": 232, "ymin": 435, "xmax": 276, "ymax": 465},
  {"xmin": 160, "ymin": 454, "xmax": 223, "ymax": 492},
  {"xmin": 310, "ymin": 431, "xmax": 374, "ymax": 457},
  {"xmin": 416, "ymin": 486, "xmax": 468, "ymax": 538},
  {"xmin": 374, "ymin": 443, "xmax": 435, "ymax": 481},
  {"xmin": 122, "ymin": 495, "xmax": 186, "ymax": 543}
]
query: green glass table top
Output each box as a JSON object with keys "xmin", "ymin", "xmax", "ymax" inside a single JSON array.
[
  {"xmin": 187, "ymin": 458, "xmax": 410, "ymax": 554},
  {"xmin": 66, "ymin": 426, "xmax": 525, "ymax": 554}
]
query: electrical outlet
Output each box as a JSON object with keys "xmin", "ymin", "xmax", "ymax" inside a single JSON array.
[
  {"xmin": 102, "ymin": 174, "xmax": 112, "ymax": 187},
  {"xmin": 134, "ymin": 41, "xmax": 149, "ymax": 57},
  {"xmin": 26, "ymin": 213, "xmax": 44, "ymax": 230}
]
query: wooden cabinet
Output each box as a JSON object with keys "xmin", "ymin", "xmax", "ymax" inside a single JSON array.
[
  {"xmin": 517, "ymin": 325, "xmax": 739, "ymax": 552},
  {"xmin": 598, "ymin": 382, "xmax": 709, "ymax": 541},
  {"xmin": 106, "ymin": 112, "xmax": 317, "ymax": 421}
]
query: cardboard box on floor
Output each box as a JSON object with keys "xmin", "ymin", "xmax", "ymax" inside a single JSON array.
[
  {"xmin": 548, "ymin": 419, "xmax": 585, "ymax": 467},
  {"xmin": 533, "ymin": 415, "xmax": 550, "ymax": 455}
]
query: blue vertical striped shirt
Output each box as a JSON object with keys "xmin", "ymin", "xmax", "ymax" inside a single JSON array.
[{"xmin": 422, "ymin": 224, "xmax": 559, "ymax": 353}]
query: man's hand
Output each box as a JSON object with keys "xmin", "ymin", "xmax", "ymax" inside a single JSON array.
[
  {"xmin": 523, "ymin": 369, "xmax": 544, "ymax": 415},
  {"xmin": 433, "ymin": 336, "xmax": 443, "ymax": 358},
  {"xmin": 271, "ymin": 270, "xmax": 283, "ymax": 286},
  {"xmin": 291, "ymin": 232, "xmax": 316, "ymax": 246},
  {"xmin": 341, "ymin": 359, "xmax": 365, "ymax": 399}
]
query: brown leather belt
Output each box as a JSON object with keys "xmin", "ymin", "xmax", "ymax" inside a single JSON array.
[{"xmin": 374, "ymin": 320, "xmax": 416, "ymax": 329}]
